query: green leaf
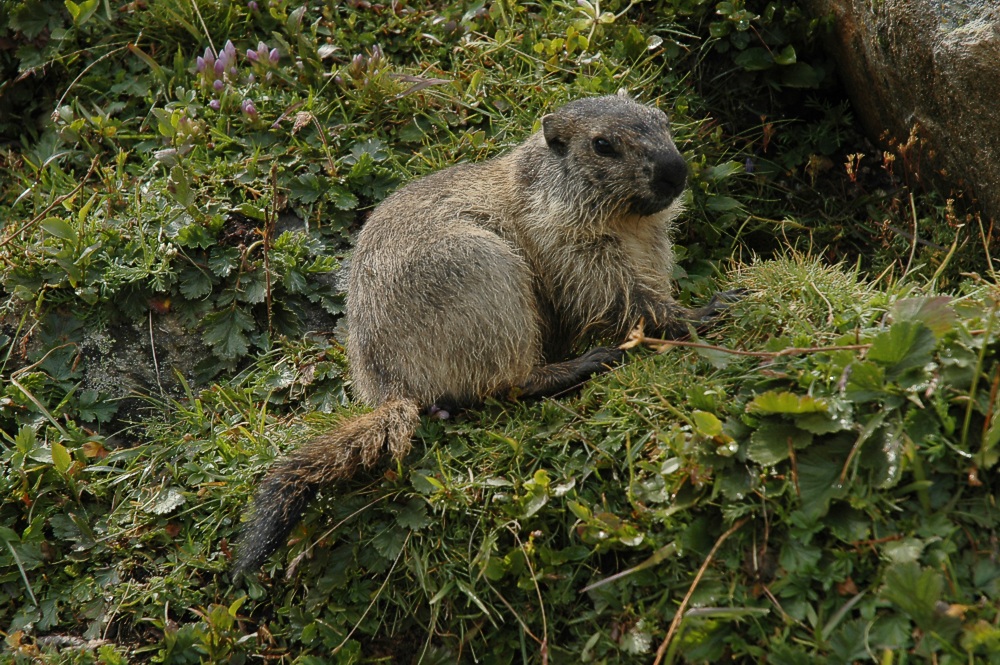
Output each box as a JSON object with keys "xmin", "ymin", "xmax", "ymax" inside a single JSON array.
[
  {"xmin": 238, "ymin": 272, "xmax": 267, "ymax": 304},
  {"xmin": 891, "ymin": 296, "xmax": 956, "ymax": 338},
  {"xmin": 779, "ymin": 539, "xmax": 822, "ymax": 573},
  {"xmin": 867, "ymin": 321, "xmax": 936, "ymax": 376},
  {"xmin": 844, "ymin": 360, "xmax": 885, "ymax": 402},
  {"xmin": 706, "ymin": 195, "xmax": 743, "ymax": 212},
  {"xmin": 773, "ymin": 44, "xmax": 797, "ymax": 66},
  {"xmin": 208, "ymin": 247, "xmax": 241, "ymax": 277},
  {"xmin": 410, "ymin": 470, "xmax": 445, "ymax": 494},
  {"xmin": 179, "ymin": 267, "xmax": 213, "ymax": 299},
  {"xmin": 41, "ymin": 217, "xmax": 77, "ymax": 242},
  {"xmin": 691, "ymin": 410, "xmax": 723, "ymax": 437},
  {"xmin": 394, "ymin": 499, "xmax": 433, "ymax": 531},
  {"xmin": 796, "ymin": 441, "xmax": 851, "ymax": 520},
  {"xmin": 733, "ymin": 47, "xmax": 773, "ymax": 71},
  {"xmin": 747, "ymin": 421, "xmax": 812, "ymax": 466},
  {"xmin": 168, "ymin": 166, "xmax": 194, "ymax": 207},
  {"xmin": 567, "ymin": 500, "xmax": 592, "ymax": 521},
  {"xmin": 747, "ymin": 391, "xmax": 828, "ymax": 415},
  {"xmin": 202, "ymin": 307, "xmax": 254, "ymax": 359},
  {"xmin": 371, "ymin": 524, "xmax": 406, "ymax": 560},
  {"xmin": 881, "ymin": 562, "xmax": 952, "ymax": 632},
  {"xmin": 51, "ymin": 441, "xmax": 72, "ymax": 474},
  {"xmin": 780, "ymin": 62, "xmax": 824, "ymax": 88},
  {"xmin": 173, "ymin": 221, "xmax": 214, "ymax": 249},
  {"xmin": 289, "ymin": 173, "xmax": 327, "ymax": 204},
  {"xmin": 146, "ymin": 487, "xmax": 186, "ymax": 515},
  {"xmin": 882, "ymin": 537, "xmax": 924, "ymax": 564},
  {"xmin": 65, "ymin": 0, "xmax": 98, "ymax": 25}
]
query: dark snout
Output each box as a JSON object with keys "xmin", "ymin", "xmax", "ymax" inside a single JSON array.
[
  {"xmin": 652, "ymin": 150, "xmax": 688, "ymax": 201},
  {"xmin": 632, "ymin": 149, "xmax": 688, "ymax": 216}
]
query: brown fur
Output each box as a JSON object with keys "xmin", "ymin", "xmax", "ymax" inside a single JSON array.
[{"xmin": 235, "ymin": 94, "xmax": 725, "ymax": 574}]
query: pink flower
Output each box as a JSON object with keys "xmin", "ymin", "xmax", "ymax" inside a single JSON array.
[{"xmin": 241, "ymin": 99, "xmax": 258, "ymax": 118}]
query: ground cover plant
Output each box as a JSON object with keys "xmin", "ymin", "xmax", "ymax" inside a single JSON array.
[{"xmin": 1, "ymin": 0, "xmax": 998, "ymax": 663}]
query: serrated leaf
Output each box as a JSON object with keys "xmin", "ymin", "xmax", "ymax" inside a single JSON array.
[
  {"xmin": 173, "ymin": 221, "xmax": 214, "ymax": 249},
  {"xmin": 208, "ymin": 247, "xmax": 240, "ymax": 277},
  {"xmin": 394, "ymin": 499, "xmax": 433, "ymax": 531},
  {"xmin": 327, "ymin": 184, "xmax": 359, "ymax": 211},
  {"xmin": 371, "ymin": 524, "xmax": 406, "ymax": 560},
  {"xmin": 882, "ymin": 537, "xmax": 924, "ymax": 564},
  {"xmin": 881, "ymin": 562, "xmax": 958, "ymax": 634},
  {"xmin": 747, "ymin": 391, "xmax": 828, "ymax": 415},
  {"xmin": 796, "ymin": 441, "xmax": 851, "ymax": 520},
  {"xmin": 844, "ymin": 360, "xmax": 885, "ymax": 402},
  {"xmin": 867, "ymin": 321, "xmax": 936, "ymax": 376},
  {"xmin": 179, "ymin": 267, "xmax": 213, "ymax": 299},
  {"xmin": 796, "ymin": 409, "xmax": 851, "ymax": 434},
  {"xmin": 289, "ymin": 173, "xmax": 327, "ymax": 204},
  {"xmin": 748, "ymin": 421, "xmax": 812, "ymax": 466},
  {"xmin": 779, "ymin": 539, "xmax": 822, "ymax": 574},
  {"xmin": 202, "ymin": 307, "xmax": 254, "ymax": 359},
  {"xmin": 238, "ymin": 272, "xmax": 267, "ymax": 303},
  {"xmin": 891, "ymin": 296, "xmax": 956, "ymax": 338}
]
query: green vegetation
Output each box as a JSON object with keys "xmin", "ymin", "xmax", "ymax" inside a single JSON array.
[{"xmin": 1, "ymin": 0, "xmax": 998, "ymax": 662}]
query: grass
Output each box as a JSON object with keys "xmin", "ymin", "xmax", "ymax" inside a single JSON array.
[{"xmin": 2, "ymin": 0, "xmax": 1000, "ymax": 663}]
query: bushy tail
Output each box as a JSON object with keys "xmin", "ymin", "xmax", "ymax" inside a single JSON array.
[{"xmin": 233, "ymin": 398, "xmax": 420, "ymax": 575}]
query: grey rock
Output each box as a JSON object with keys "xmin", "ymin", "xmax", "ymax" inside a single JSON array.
[{"xmin": 803, "ymin": 0, "xmax": 1000, "ymax": 220}]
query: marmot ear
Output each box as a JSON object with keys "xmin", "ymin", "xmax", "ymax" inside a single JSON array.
[{"xmin": 541, "ymin": 113, "xmax": 569, "ymax": 157}]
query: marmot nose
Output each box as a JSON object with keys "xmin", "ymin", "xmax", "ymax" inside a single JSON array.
[{"xmin": 652, "ymin": 151, "xmax": 688, "ymax": 197}]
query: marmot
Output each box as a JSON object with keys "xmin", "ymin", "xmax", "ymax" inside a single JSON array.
[{"xmin": 235, "ymin": 93, "xmax": 732, "ymax": 574}]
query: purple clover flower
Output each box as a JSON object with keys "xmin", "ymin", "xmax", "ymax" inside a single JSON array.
[
  {"xmin": 269, "ymin": 48, "xmax": 279, "ymax": 64},
  {"xmin": 241, "ymin": 99, "xmax": 258, "ymax": 119},
  {"xmin": 209, "ymin": 99, "xmax": 221, "ymax": 110}
]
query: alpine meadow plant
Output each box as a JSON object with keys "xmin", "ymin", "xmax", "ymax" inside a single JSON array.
[{"xmin": 0, "ymin": 0, "xmax": 998, "ymax": 663}]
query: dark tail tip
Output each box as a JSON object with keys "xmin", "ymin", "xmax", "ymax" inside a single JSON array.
[{"xmin": 232, "ymin": 474, "xmax": 317, "ymax": 577}]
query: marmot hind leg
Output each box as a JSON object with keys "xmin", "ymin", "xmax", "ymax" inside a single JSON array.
[{"xmin": 513, "ymin": 346, "xmax": 624, "ymax": 399}]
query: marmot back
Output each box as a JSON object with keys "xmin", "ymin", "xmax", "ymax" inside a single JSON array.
[{"xmin": 235, "ymin": 94, "xmax": 731, "ymax": 575}]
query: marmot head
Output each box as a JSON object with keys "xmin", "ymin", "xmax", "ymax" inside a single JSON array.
[{"xmin": 541, "ymin": 95, "xmax": 687, "ymax": 218}]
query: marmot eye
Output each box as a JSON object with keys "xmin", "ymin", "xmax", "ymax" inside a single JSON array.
[{"xmin": 592, "ymin": 137, "xmax": 617, "ymax": 157}]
